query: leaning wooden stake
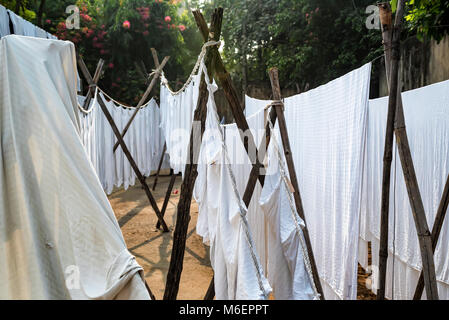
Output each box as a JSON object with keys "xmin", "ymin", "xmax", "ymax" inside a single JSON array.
[
  {"xmin": 77, "ymin": 57, "xmax": 169, "ymax": 233},
  {"xmin": 377, "ymin": 1, "xmax": 397, "ymax": 300},
  {"xmin": 413, "ymin": 174, "xmax": 449, "ymax": 299},
  {"xmin": 193, "ymin": 9, "xmax": 266, "ymax": 188},
  {"xmin": 378, "ymin": 1, "xmax": 439, "ymax": 300},
  {"xmin": 269, "ymin": 67, "xmax": 324, "ymax": 299},
  {"xmin": 113, "ymin": 51, "xmax": 169, "ymax": 152},
  {"xmin": 153, "ymin": 143, "xmax": 167, "ymax": 190},
  {"xmin": 156, "ymin": 170, "xmax": 177, "ymax": 229},
  {"xmin": 163, "ymin": 10, "xmax": 221, "ymax": 300}
]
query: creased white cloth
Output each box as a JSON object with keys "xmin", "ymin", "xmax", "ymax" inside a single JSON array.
[
  {"xmin": 159, "ymin": 75, "xmax": 200, "ymax": 176},
  {"xmin": 259, "ymin": 121, "xmax": 316, "ymax": 300},
  {"xmin": 245, "ymin": 95, "xmax": 272, "ymax": 118},
  {"xmin": 0, "ymin": 5, "xmax": 10, "ymax": 37},
  {"xmin": 360, "ymin": 79, "xmax": 449, "ymax": 300},
  {"xmin": 0, "ymin": 35, "xmax": 149, "ymax": 300},
  {"xmin": 194, "ymin": 65, "xmax": 272, "ymax": 300},
  {"xmin": 243, "ymin": 63, "xmax": 372, "ymax": 300},
  {"xmin": 7, "ymin": 9, "xmax": 24, "ymax": 35},
  {"xmin": 77, "ymin": 91, "xmax": 167, "ymax": 194}
]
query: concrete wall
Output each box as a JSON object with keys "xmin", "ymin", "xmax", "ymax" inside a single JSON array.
[{"xmin": 379, "ymin": 35, "xmax": 449, "ymax": 97}]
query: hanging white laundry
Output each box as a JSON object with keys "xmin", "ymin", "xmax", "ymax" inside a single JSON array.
[
  {"xmin": 0, "ymin": 35, "xmax": 149, "ymax": 300},
  {"xmin": 77, "ymin": 90, "xmax": 166, "ymax": 194},
  {"xmin": 0, "ymin": 5, "xmax": 10, "ymax": 37},
  {"xmin": 36, "ymin": 26, "xmax": 47, "ymax": 38},
  {"xmin": 282, "ymin": 63, "xmax": 371, "ymax": 300},
  {"xmin": 159, "ymin": 74, "xmax": 200, "ymax": 176},
  {"xmin": 361, "ymin": 79, "xmax": 449, "ymax": 300},
  {"xmin": 245, "ymin": 95, "xmax": 273, "ymax": 118},
  {"xmin": 7, "ymin": 10, "xmax": 24, "ymax": 35},
  {"xmin": 194, "ymin": 60, "xmax": 272, "ymax": 300},
  {"xmin": 259, "ymin": 120, "xmax": 317, "ymax": 300},
  {"xmin": 242, "ymin": 63, "xmax": 371, "ymax": 300}
]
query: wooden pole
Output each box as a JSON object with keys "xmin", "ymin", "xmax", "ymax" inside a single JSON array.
[
  {"xmin": 268, "ymin": 67, "xmax": 324, "ymax": 299},
  {"xmin": 156, "ymin": 170, "xmax": 177, "ymax": 229},
  {"xmin": 77, "ymin": 57, "xmax": 169, "ymax": 233},
  {"xmin": 153, "ymin": 143, "xmax": 167, "ymax": 190},
  {"xmin": 113, "ymin": 54, "xmax": 170, "ymax": 152},
  {"xmin": 413, "ymin": 174, "xmax": 449, "ymax": 299},
  {"xmin": 378, "ymin": 0, "xmax": 439, "ymax": 300},
  {"xmin": 163, "ymin": 9, "xmax": 222, "ymax": 300},
  {"xmin": 192, "ymin": 9, "xmax": 266, "ymax": 188},
  {"xmin": 82, "ymin": 59, "xmax": 104, "ymax": 110},
  {"xmin": 377, "ymin": 1, "xmax": 396, "ymax": 300},
  {"xmin": 96, "ymin": 93, "xmax": 170, "ymax": 232}
]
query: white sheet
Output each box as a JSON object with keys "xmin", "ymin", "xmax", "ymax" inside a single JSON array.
[
  {"xmin": 245, "ymin": 95, "xmax": 272, "ymax": 118},
  {"xmin": 259, "ymin": 125, "xmax": 316, "ymax": 300},
  {"xmin": 194, "ymin": 66, "xmax": 272, "ymax": 300},
  {"xmin": 77, "ymin": 91, "xmax": 166, "ymax": 194},
  {"xmin": 159, "ymin": 75, "xmax": 200, "ymax": 176},
  {"xmin": 244, "ymin": 63, "xmax": 371, "ymax": 299},
  {"xmin": 361, "ymin": 80, "xmax": 449, "ymax": 300},
  {"xmin": 0, "ymin": 35, "xmax": 150, "ymax": 300},
  {"xmin": 7, "ymin": 9, "xmax": 24, "ymax": 35},
  {"xmin": 0, "ymin": 5, "xmax": 10, "ymax": 37}
]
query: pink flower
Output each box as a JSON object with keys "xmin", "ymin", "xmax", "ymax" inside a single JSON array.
[
  {"xmin": 315, "ymin": 7, "xmax": 319, "ymax": 13},
  {"xmin": 178, "ymin": 24, "xmax": 186, "ymax": 32},
  {"xmin": 82, "ymin": 14, "xmax": 92, "ymax": 22},
  {"xmin": 45, "ymin": 19, "xmax": 51, "ymax": 24},
  {"xmin": 108, "ymin": 62, "xmax": 114, "ymax": 69},
  {"xmin": 143, "ymin": 30, "xmax": 149, "ymax": 36},
  {"xmin": 100, "ymin": 49, "xmax": 106, "ymax": 55},
  {"xmin": 122, "ymin": 20, "xmax": 131, "ymax": 29},
  {"xmin": 164, "ymin": 16, "xmax": 171, "ymax": 22}
]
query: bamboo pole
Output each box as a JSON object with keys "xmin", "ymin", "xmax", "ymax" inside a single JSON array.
[
  {"xmin": 378, "ymin": 0, "xmax": 439, "ymax": 300},
  {"xmin": 156, "ymin": 170, "xmax": 177, "ymax": 229},
  {"xmin": 192, "ymin": 9, "xmax": 266, "ymax": 188},
  {"xmin": 413, "ymin": 174, "xmax": 449, "ymax": 299},
  {"xmin": 113, "ymin": 54, "xmax": 170, "ymax": 152},
  {"xmin": 377, "ymin": 1, "xmax": 396, "ymax": 300},
  {"xmin": 153, "ymin": 143, "xmax": 167, "ymax": 190},
  {"xmin": 163, "ymin": 9, "xmax": 222, "ymax": 300},
  {"xmin": 268, "ymin": 67, "xmax": 324, "ymax": 299}
]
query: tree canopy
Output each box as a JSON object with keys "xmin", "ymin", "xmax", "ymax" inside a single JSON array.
[{"xmin": 4, "ymin": 0, "xmax": 449, "ymax": 102}]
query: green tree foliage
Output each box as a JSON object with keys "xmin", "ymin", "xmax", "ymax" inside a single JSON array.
[
  {"xmin": 198, "ymin": 0, "xmax": 383, "ymax": 92},
  {"xmin": 404, "ymin": 0, "xmax": 449, "ymax": 42}
]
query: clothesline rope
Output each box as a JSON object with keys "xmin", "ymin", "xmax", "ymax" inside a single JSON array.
[
  {"xmin": 161, "ymin": 40, "xmax": 221, "ymax": 96},
  {"xmin": 267, "ymin": 111, "xmax": 321, "ymax": 300},
  {"xmin": 77, "ymin": 86, "xmax": 156, "ymax": 114}
]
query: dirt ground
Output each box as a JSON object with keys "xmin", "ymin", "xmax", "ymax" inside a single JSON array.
[{"xmin": 108, "ymin": 174, "xmax": 376, "ymax": 300}]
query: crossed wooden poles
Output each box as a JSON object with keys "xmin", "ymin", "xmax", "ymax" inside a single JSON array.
[
  {"xmin": 76, "ymin": 51, "xmax": 171, "ymax": 233},
  {"xmin": 377, "ymin": 1, "xmax": 448, "ymax": 300},
  {"xmin": 163, "ymin": 8, "xmax": 324, "ymax": 300}
]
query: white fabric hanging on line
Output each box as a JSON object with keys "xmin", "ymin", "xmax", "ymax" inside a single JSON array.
[
  {"xmin": 259, "ymin": 114, "xmax": 317, "ymax": 300},
  {"xmin": 7, "ymin": 9, "xmax": 24, "ymax": 35},
  {"xmin": 245, "ymin": 95, "xmax": 272, "ymax": 118},
  {"xmin": 0, "ymin": 5, "xmax": 10, "ymax": 37},
  {"xmin": 243, "ymin": 62, "xmax": 372, "ymax": 300},
  {"xmin": 0, "ymin": 35, "xmax": 150, "ymax": 300},
  {"xmin": 194, "ymin": 58, "xmax": 272, "ymax": 300},
  {"xmin": 359, "ymin": 79, "xmax": 449, "ymax": 300},
  {"xmin": 77, "ymin": 90, "xmax": 166, "ymax": 194},
  {"xmin": 159, "ymin": 74, "xmax": 200, "ymax": 176},
  {"xmin": 282, "ymin": 63, "xmax": 371, "ymax": 300}
]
